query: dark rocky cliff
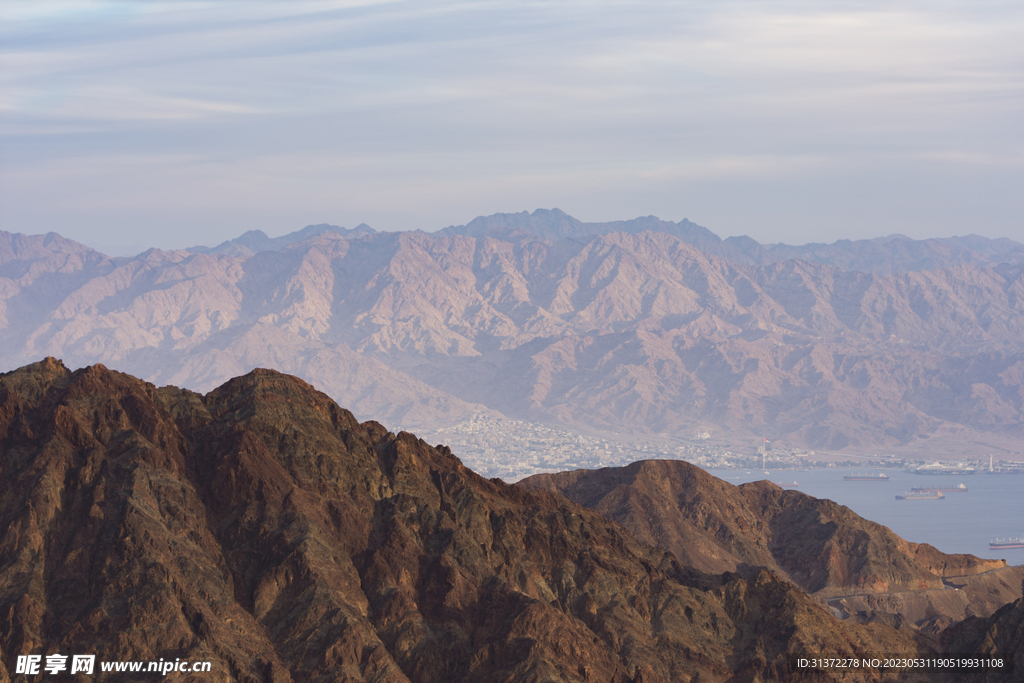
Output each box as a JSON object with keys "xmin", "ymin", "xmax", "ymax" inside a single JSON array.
[{"xmin": 0, "ymin": 359, "xmax": 929, "ymax": 682}]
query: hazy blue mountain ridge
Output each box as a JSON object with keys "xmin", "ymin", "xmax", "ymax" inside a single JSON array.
[
  {"xmin": 187, "ymin": 222, "xmax": 376, "ymax": 257},
  {"xmin": 436, "ymin": 209, "xmax": 1024, "ymax": 274},
  {"xmin": 2, "ymin": 221, "xmax": 1024, "ymax": 451},
  {"xmin": 175, "ymin": 208, "xmax": 1024, "ymax": 274}
]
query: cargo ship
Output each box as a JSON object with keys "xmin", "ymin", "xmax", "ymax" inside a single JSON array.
[
  {"xmin": 776, "ymin": 481, "xmax": 799, "ymax": 488},
  {"xmin": 895, "ymin": 490, "xmax": 944, "ymax": 500},
  {"xmin": 843, "ymin": 473, "xmax": 890, "ymax": 481},
  {"xmin": 990, "ymin": 538, "xmax": 1024, "ymax": 550},
  {"xmin": 910, "ymin": 483, "xmax": 968, "ymax": 493}
]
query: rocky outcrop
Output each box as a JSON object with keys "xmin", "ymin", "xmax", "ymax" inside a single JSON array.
[
  {"xmin": 937, "ymin": 591, "xmax": 1024, "ymax": 682},
  {"xmin": 832, "ymin": 566, "xmax": 1024, "ymax": 635},
  {"xmin": 518, "ymin": 460, "xmax": 1016, "ymax": 628},
  {"xmin": 0, "ymin": 360, "xmax": 930, "ymax": 682}
]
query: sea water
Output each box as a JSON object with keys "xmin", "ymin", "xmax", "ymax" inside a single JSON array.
[{"xmin": 704, "ymin": 467, "xmax": 1024, "ymax": 562}]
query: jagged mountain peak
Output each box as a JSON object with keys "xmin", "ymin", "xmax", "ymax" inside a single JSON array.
[
  {"xmin": 1, "ymin": 360, "xmax": 936, "ymax": 682},
  {"xmin": 3, "ymin": 220, "xmax": 1024, "ymax": 451},
  {"xmin": 438, "ymin": 208, "xmax": 726, "ymax": 249}
]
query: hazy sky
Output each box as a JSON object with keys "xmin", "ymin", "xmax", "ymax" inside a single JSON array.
[{"xmin": 2, "ymin": 0, "xmax": 1023, "ymax": 253}]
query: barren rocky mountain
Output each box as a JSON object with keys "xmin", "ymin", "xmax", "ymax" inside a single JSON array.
[
  {"xmin": 939, "ymin": 594, "xmax": 1024, "ymax": 682},
  {"xmin": 0, "ymin": 360, "xmax": 936, "ymax": 682},
  {"xmin": 518, "ymin": 460, "xmax": 1023, "ymax": 632},
  {"xmin": 2, "ymin": 214, "xmax": 1024, "ymax": 451},
  {"xmin": 442, "ymin": 209, "xmax": 1024, "ymax": 273}
]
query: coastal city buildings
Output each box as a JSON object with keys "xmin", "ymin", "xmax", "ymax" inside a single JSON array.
[{"xmin": 413, "ymin": 413, "xmax": 1020, "ymax": 482}]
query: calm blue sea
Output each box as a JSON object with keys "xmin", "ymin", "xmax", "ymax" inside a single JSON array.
[{"xmin": 704, "ymin": 467, "xmax": 1024, "ymax": 562}]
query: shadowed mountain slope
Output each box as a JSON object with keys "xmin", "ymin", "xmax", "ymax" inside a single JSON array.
[
  {"xmin": 938, "ymin": 594, "xmax": 1024, "ymax": 682},
  {"xmin": 518, "ymin": 460, "xmax": 1019, "ymax": 629},
  {"xmin": 0, "ymin": 359, "xmax": 932, "ymax": 683}
]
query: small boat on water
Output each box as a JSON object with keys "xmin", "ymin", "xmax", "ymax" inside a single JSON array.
[
  {"xmin": 910, "ymin": 483, "xmax": 968, "ymax": 493},
  {"xmin": 895, "ymin": 490, "xmax": 944, "ymax": 500},
  {"xmin": 990, "ymin": 538, "xmax": 1024, "ymax": 550},
  {"xmin": 776, "ymin": 481, "xmax": 799, "ymax": 488},
  {"xmin": 844, "ymin": 473, "xmax": 889, "ymax": 481}
]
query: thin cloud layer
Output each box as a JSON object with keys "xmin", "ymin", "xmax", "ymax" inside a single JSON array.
[{"xmin": 2, "ymin": 0, "xmax": 1022, "ymax": 250}]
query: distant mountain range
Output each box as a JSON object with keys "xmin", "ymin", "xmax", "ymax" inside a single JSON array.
[
  {"xmin": 187, "ymin": 223, "xmax": 376, "ymax": 258},
  {"xmin": 443, "ymin": 208, "xmax": 1024, "ymax": 273},
  {"xmin": 188, "ymin": 208, "xmax": 1024, "ymax": 274},
  {"xmin": 2, "ymin": 210, "xmax": 1024, "ymax": 451}
]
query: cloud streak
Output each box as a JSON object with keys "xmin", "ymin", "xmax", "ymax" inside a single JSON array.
[{"xmin": 1, "ymin": 0, "xmax": 1022, "ymax": 246}]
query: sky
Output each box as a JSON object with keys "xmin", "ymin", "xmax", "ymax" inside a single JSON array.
[{"xmin": 2, "ymin": 0, "xmax": 1023, "ymax": 254}]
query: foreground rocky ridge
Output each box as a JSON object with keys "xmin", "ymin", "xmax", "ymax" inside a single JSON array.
[
  {"xmin": 2, "ymin": 220, "xmax": 1024, "ymax": 451},
  {"xmin": 517, "ymin": 461, "xmax": 1022, "ymax": 633},
  {"xmin": 941, "ymin": 595, "xmax": 1024, "ymax": 682},
  {"xmin": 0, "ymin": 360, "xmax": 931, "ymax": 682}
]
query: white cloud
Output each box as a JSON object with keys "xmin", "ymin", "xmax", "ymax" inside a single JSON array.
[{"xmin": 1, "ymin": 0, "xmax": 1023, "ymax": 245}]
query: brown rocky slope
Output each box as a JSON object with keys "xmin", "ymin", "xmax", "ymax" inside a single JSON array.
[
  {"xmin": 0, "ymin": 359, "xmax": 931, "ymax": 682},
  {"xmin": 518, "ymin": 460, "xmax": 1019, "ymax": 629},
  {"xmin": 937, "ymin": 594, "xmax": 1024, "ymax": 682}
]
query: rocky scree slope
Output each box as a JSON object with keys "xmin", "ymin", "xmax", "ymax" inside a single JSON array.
[{"xmin": 0, "ymin": 359, "xmax": 931, "ymax": 683}]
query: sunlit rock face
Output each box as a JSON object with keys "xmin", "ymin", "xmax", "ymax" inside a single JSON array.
[{"xmin": 2, "ymin": 221, "xmax": 1024, "ymax": 451}]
